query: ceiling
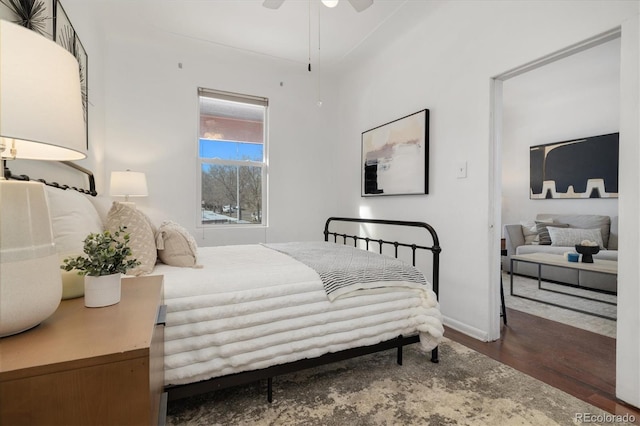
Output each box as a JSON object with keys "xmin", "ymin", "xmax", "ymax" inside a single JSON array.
[{"xmin": 88, "ymin": 0, "xmax": 410, "ymax": 70}]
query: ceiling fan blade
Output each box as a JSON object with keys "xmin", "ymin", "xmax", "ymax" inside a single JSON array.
[
  {"xmin": 263, "ymin": 0, "xmax": 285, "ymax": 10},
  {"xmin": 347, "ymin": 0, "xmax": 373, "ymax": 12}
]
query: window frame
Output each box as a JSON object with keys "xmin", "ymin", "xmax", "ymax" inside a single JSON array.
[{"xmin": 196, "ymin": 88, "xmax": 268, "ymax": 228}]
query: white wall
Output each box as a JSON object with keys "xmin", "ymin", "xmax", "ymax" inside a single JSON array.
[
  {"xmin": 99, "ymin": 28, "xmax": 338, "ymax": 246},
  {"xmin": 502, "ymin": 38, "xmax": 620, "ymax": 228},
  {"xmin": 334, "ymin": 0, "xmax": 639, "ymax": 407}
]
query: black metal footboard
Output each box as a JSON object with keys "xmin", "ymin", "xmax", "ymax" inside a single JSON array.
[
  {"xmin": 324, "ymin": 217, "xmax": 442, "ymax": 364},
  {"xmin": 166, "ymin": 217, "xmax": 442, "ymax": 403},
  {"xmin": 323, "ymin": 217, "xmax": 441, "ymax": 295}
]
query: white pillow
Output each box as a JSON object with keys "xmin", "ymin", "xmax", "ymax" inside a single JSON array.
[
  {"xmin": 45, "ymin": 187, "xmax": 104, "ymax": 299},
  {"xmin": 106, "ymin": 202, "xmax": 157, "ymax": 276},
  {"xmin": 45, "ymin": 186, "xmax": 103, "ymax": 256},
  {"xmin": 548, "ymin": 227, "xmax": 604, "ymax": 248},
  {"xmin": 520, "ymin": 222, "xmax": 538, "ymax": 245},
  {"xmin": 156, "ymin": 221, "xmax": 199, "ymax": 267}
]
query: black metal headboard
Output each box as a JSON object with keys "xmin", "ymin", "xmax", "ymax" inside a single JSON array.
[
  {"xmin": 323, "ymin": 217, "xmax": 441, "ymax": 296},
  {"xmin": 3, "ymin": 160, "xmax": 97, "ymax": 196}
]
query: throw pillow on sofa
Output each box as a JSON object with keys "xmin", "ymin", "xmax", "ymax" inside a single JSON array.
[
  {"xmin": 535, "ymin": 221, "xmax": 569, "ymax": 245},
  {"xmin": 521, "ymin": 222, "xmax": 538, "ymax": 245},
  {"xmin": 548, "ymin": 227, "xmax": 604, "ymax": 248}
]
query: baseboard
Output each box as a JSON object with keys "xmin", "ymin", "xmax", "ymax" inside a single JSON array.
[{"xmin": 442, "ymin": 315, "xmax": 490, "ymax": 342}]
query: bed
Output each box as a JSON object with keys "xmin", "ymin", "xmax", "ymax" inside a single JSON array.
[{"xmin": 10, "ymin": 165, "xmax": 444, "ymax": 403}]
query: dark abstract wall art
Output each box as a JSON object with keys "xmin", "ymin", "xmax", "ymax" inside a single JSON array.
[
  {"xmin": 529, "ymin": 133, "xmax": 619, "ymax": 199},
  {"xmin": 361, "ymin": 109, "xmax": 429, "ymax": 197}
]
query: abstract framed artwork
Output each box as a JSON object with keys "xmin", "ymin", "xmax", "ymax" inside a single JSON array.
[
  {"xmin": 529, "ymin": 132, "xmax": 619, "ymax": 199},
  {"xmin": 361, "ymin": 109, "xmax": 429, "ymax": 197},
  {"xmin": 54, "ymin": 0, "xmax": 88, "ymax": 149},
  {"xmin": 0, "ymin": 0, "xmax": 55, "ymax": 39}
]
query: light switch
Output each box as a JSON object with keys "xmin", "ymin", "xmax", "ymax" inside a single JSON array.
[{"xmin": 456, "ymin": 161, "xmax": 467, "ymax": 179}]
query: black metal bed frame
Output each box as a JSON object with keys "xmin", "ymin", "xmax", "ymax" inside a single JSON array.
[{"xmin": 166, "ymin": 217, "xmax": 442, "ymax": 403}]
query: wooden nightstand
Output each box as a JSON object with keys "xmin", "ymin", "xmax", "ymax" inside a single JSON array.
[{"xmin": 0, "ymin": 275, "xmax": 166, "ymax": 426}]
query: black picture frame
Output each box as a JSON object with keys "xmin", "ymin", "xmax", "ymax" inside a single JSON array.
[
  {"xmin": 529, "ymin": 133, "xmax": 619, "ymax": 199},
  {"xmin": 54, "ymin": 0, "xmax": 88, "ymax": 149},
  {"xmin": 361, "ymin": 109, "xmax": 429, "ymax": 197}
]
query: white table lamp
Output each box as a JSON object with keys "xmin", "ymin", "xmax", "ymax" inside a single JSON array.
[
  {"xmin": 0, "ymin": 20, "xmax": 87, "ymax": 337},
  {"xmin": 110, "ymin": 171, "xmax": 148, "ymax": 207}
]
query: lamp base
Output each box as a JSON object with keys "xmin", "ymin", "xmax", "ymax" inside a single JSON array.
[
  {"xmin": 0, "ymin": 180, "xmax": 62, "ymax": 338},
  {"xmin": 118, "ymin": 201, "xmax": 137, "ymax": 209},
  {"xmin": 0, "ymin": 252, "xmax": 62, "ymax": 338}
]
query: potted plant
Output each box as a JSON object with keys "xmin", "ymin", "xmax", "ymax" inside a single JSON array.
[{"xmin": 61, "ymin": 227, "xmax": 140, "ymax": 307}]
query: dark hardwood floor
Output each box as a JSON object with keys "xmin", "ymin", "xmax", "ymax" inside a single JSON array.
[{"xmin": 445, "ymin": 308, "xmax": 640, "ymax": 423}]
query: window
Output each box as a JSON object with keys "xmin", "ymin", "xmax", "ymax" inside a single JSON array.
[{"xmin": 198, "ymin": 89, "xmax": 267, "ymax": 226}]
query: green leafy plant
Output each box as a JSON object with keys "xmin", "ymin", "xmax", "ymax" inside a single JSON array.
[
  {"xmin": 61, "ymin": 227, "xmax": 140, "ymax": 277},
  {"xmin": 1, "ymin": 0, "xmax": 50, "ymax": 37}
]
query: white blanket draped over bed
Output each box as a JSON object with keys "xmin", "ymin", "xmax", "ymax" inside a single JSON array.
[{"xmin": 154, "ymin": 243, "xmax": 444, "ymax": 387}]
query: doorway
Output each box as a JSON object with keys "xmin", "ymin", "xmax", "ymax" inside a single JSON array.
[
  {"xmin": 500, "ymin": 33, "xmax": 620, "ymax": 334},
  {"xmin": 490, "ymin": 26, "xmax": 621, "ymax": 374}
]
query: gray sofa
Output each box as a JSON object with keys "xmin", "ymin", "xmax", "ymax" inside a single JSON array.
[{"xmin": 503, "ymin": 214, "xmax": 618, "ymax": 293}]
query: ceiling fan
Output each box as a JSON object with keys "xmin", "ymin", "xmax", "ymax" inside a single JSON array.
[{"xmin": 263, "ymin": 0, "xmax": 374, "ymax": 13}]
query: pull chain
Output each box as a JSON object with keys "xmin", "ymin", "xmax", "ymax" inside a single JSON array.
[
  {"xmin": 308, "ymin": 0, "xmax": 311, "ymax": 72},
  {"xmin": 317, "ymin": 2, "xmax": 322, "ymax": 107}
]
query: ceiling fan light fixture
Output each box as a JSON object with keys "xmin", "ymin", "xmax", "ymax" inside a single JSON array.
[{"xmin": 321, "ymin": 0, "xmax": 339, "ymax": 8}]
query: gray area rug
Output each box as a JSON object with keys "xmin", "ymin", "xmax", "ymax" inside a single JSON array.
[
  {"xmin": 504, "ymin": 272, "xmax": 616, "ymax": 338},
  {"xmin": 166, "ymin": 338, "xmax": 611, "ymax": 425}
]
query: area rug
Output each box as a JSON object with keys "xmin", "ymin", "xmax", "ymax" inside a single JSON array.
[
  {"xmin": 504, "ymin": 272, "xmax": 617, "ymax": 338},
  {"xmin": 166, "ymin": 338, "xmax": 612, "ymax": 425}
]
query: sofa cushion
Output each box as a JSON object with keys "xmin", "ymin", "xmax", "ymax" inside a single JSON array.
[
  {"xmin": 593, "ymin": 249, "xmax": 618, "ymax": 261},
  {"xmin": 548, "ymin": 227, "xmax": 604, "ymax": 248},
  {"xmin": 516, "ymin": 245, "xmax": 570, "ymax": 256}
]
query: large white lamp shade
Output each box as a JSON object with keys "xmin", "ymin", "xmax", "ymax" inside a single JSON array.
[
  {"xmin": 0, "ymin": 21, "xmax": 87, "ymax": 337},
  {"xmin": 0, "ymin": 20, "xmax": 86, "ymax": 161}
]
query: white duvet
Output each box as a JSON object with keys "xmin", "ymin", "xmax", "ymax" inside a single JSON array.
[{"xmin": 153, "ymin": 244, "xmax": 444, "ymax": 387}]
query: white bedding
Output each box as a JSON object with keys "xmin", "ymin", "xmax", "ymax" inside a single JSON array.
[{"xmin": 154, "ymin": 244, "xmax": 444, "ymax": 387}]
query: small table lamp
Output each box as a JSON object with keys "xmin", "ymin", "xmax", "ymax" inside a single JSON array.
[
  {"xmin": 0, "ymin": 21, "xmax": 86, "ymax": 337},
  {"xmin": 110, "ymin": 170, "xmax": 148, "ymax": 207}
]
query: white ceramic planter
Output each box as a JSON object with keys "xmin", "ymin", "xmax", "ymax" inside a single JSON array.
[{"xmin": 84, "ymin": 274, "xmax": 121, "ymax": 308}]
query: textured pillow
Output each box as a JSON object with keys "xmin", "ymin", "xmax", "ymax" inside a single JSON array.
[
  {"xmin": 106, "ymin": 202, "xmax": 156, "ymax": 276},
  {"xmin": 521, "ymin": 222, "xmax": 538, "ymax": 245},
  {"xmin": 548, "ymin": 227, "xmax": 604, "ymax": 248},
  {"xmin": 535, "ymin": 221, "xmax": 569, "ymax": 245},
  {"xmin": 156, "ymin": 221, "xmax": 199, "ymax": 267}
]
